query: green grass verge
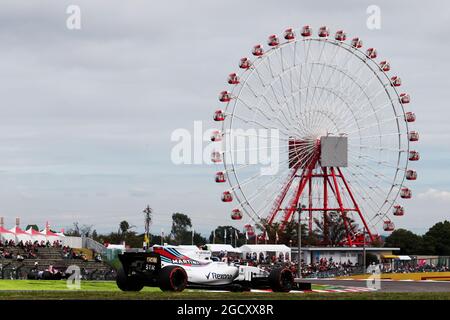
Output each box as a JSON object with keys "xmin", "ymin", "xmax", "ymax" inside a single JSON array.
[
  {"xmin": 1, "ymin": 290, "xmax": 450, "ymax": 300},
  {"xmin": 0, "ymin": 280, "xmax": 450, "ymax": 300},
  {"xmin": 0, "ymin": 280, "xmax": 330, "ymax": 292},
  {"xmin": 0, "ymin": 280, "xmax": 156, "ymax": 291}
]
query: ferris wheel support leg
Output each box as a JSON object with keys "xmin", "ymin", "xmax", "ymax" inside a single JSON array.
[
  {"xmin": 308, "ymin": 178, "xmax": 313, "ymax": 237},
  {"xmin": 279, "ymin": 151, "xmax": 321, "ymax": 231},
  {"xmin": 280, "ymin": 167, "xmax": 314, "ymax": 231},
  {"xmin": 330, "ymin": 167, "xmax": 353, "ymax": 246},
  {"xmin": 337, "ymin": 167, "xmax": 375, "ymax": 243},
  {"xmin": 267, "ymin": 168, "xmax": 299, "ymax": 225},
  {"xmin": 323, "ymin": 167, "xmax": 329, "ymax": 244}
]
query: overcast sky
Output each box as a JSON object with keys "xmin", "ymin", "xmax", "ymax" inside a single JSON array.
[{"xmin": 0, "ymin": 0, "xmax": 448, "ymax": 236}]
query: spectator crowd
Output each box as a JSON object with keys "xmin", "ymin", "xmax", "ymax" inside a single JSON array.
[
  {"xmin": 220, "ymin": 252, "xmax": 450, "ymax": 277},
  {"xmin": 0, "ymin": 239, "xmax": 63, "ymax": 261},
  {"xmin": 381, "ymin": 263, "xmax": 450, "ymax": 273}
]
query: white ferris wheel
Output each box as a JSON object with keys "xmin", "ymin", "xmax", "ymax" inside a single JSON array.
[{"xmin": 211, "ymin": 26, "xmax": 419, "ymax": 245}]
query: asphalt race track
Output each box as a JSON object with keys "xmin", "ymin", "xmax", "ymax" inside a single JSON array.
[{"xmin": 310, "ymin": 279, "xmax": 450, "ymax": 292}]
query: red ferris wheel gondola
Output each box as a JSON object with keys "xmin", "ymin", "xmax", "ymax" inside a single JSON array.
[
  {"xmin": 244, "ymin": 224, "xmax": 255, "ymax": 236},
  {"xmin": 283, "ymin": 28, "xmax": 295, "ymax": 40},
  {"xmin": 213, "ymin": 109, "xmax": 225, "ymax": 121},
  {"xmin": 405, "ymin": 112, "xmax": 416, "ymax": 122},
  {"xmin": 406, "ymin": 170, "xmax": 417, "ymax": 180},
  {"xmin": 335, "ymin": 30, "xmax": 346, "ymax": 41},
  {"xmin": 301, "ymin": 25, "xmax": 312, "ymax": 37},
  {"xmin": 351, "ymin": 37, "xmax": 363, "ymax": 48},
  {"xmin": 231, "ymin": 209, "xmax": 243, "ymax": 220},
  {"xmin": 267, "ymin": 34, "xmax": 279, "ymax": 47},
  {"xmin": 400, "ymin": 187, "xmax": 412, "ymax": 199},
  {"xmin": 215, "ymin": 171, "xmax": 226, "ymax": 183},
  {"xmin": 366, "ymin": 48, "xmax": 377, "ymax": 59},
  {"xmin": 408, "ymin": 131, "xmax": 419, "ymax": 142},
  {"xmin": 409, "ymin": 150, "xmax": 420, "ymax": 161},
  {"xmin": 393, "ymin": 205, "xmax": 404, "ymax": 216},
  {"xmin": 399, "ymin": 93, "xmax": 410, "ymax": 104},
  {"xmin": 239, "ymin": 57, "xmax": 252, "ymax": 69},
  {"xmin": 219, "ymin": 91, "xmax": 231, "ymax": 102},
  {"xmin": 210, "ymin": 130, "xmax": 222, "ymax": 142},
  {"xmin": 383, "ymin": 220, "xmax": 395, "ymax": 232},
  {"xmin": 252, "ymin": 44, "xmax": 264, "ymax": 56},
  {"xmin": 391, "ymin": 76, "xmax": 402, "ymax": 87},
  {"xmin": 211, "ymin": 151, "xmax": 222, "ymax": 163},
  {"xmin": 227, "ymin": 73, "xmax": 240, "ymax": 85},
  {"xmin": 379, "ymin": 60, "xmax": 390, "ymax": 72},
  {"xmin": 222, "ymin": 191, "xmax": 233, "ymax": 202},
  {"xmin": 318, "ymin": 26, "xmax": 329, "ymax": 37}
]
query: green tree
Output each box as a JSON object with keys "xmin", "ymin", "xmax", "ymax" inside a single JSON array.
[
  {"xmin": 251, "ymin": 219, "xmax": 310, "ymax": 246},
  {"xmin": 384, "ymin": 228, "xmax": 423, "ymax": 254},
  {"xmin": 209, "ymin": 226, "xmax": 244, "ymax": 246},
  {"xmin": 365, "ymin": 253, "xmax": 379, "ymax": 265},
  {"xmin": 119, "ymin": 220, "xmax": 134, "ymax": 234},
  {"xmin": 150, "ymin": 234, "xmax": 163, "ymax": 246},
  {"xmin": 65, "ymin": 222, "xmax": 94, "ymax": 237},
  {"xmin": 192, "ymin": 231, "xmax": 207, "ymax": 246},
  {"xmin": 314, "ymin": 211, "xmax": 357, "ymax": 246},
  {"xmin": 281, "ymin": 219, "xmax": 307, "ymax": 246},
  {"xmin": 170, "ymin": 213, "xmax": 192, "ymax": 245},
  {"xmin": 98, "ymin": 230, "xmax": 143, "ymax": 248},
  {"xmin": 123, "ymin": 232, "xmax": 143, "ymax": 248},
  {"xmin": 25, "ymin": 224, "xmax": 39, "ymax": 231},
  {"xmin": 423, "ymin": 220, "xmax": 450, "ymax": 255},
  {"xmin": 117, "ymin": 220, "xmax": 136, "ymax": 242},
  {"xmin": 256, "ymin": 220, "xmax": 279, "ymax": 244}
]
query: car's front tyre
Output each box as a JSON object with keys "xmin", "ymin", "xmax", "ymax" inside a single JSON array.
[{"xmin": 268, "ymin": 267, "xmax": 294, "ymax": 292}]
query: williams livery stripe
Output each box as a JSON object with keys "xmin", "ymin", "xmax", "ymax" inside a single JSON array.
[
  {"xmin": 155, "ymin": 247, "xmax": 209, "ymax": 266},
  {"xmin": 160, "ymin": 256, "xmax": 172, "ymax": 264},
  {"xmin": 165, "ymin": 247, "xmax": 184, "ymax": 258}
]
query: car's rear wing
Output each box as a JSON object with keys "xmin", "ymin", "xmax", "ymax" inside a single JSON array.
[{"xmin": 118, "ymin": 251, "xmax": 162, "ymax": 285}]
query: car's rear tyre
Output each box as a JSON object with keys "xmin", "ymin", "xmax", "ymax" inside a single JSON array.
[
  {"xmin": 158, "ymin": 266, "xmax": 188, "ymax": 292},
  {"xmin": 268, "ymin": 267, "xmax": 294, "ymax": 292},
  {"xmin": 116, "ymin": 266, "xmax": 144, "ymax": 292}
]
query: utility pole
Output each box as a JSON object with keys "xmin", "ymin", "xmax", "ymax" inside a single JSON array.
[
  {"xmin": 143, "ymin": 205, "xmax": 152, "ymax": 250},
  {"xmin": 363, "ymin": 226, "xmax": 367, "ymax": 273},
  {"xmin": 297, "ymin": 204, "xmax": 306, "ymax": 279}
]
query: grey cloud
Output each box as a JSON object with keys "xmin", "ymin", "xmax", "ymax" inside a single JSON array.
[{"xmin": 0, "ymin": 0, "xmax": 448, "ymax": 235}]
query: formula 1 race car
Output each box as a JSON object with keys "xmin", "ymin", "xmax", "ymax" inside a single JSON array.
[{"xmin": 116, "ymin": 246, "xmax": 295, "ymax": 292}]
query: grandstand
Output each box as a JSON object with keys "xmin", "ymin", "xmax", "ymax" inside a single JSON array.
[
  {"xmin": 0, "ymin": 243, "xmax": 115, "ymax": 280},
  {"xmin": 0, "ymin": 218, "xmax": 115, "ymax": 281}
]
